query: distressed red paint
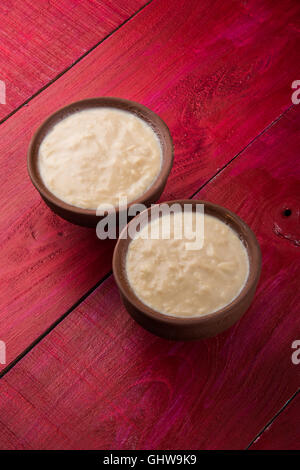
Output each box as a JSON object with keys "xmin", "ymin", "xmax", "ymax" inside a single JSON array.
[
  {"xmin": 0, "ymin": 0, "xmax": 299, "ymax": 371},
  {"xmin": 0, "ymin": 106, "xmax": 299, "ymax": 450},
  {"xmin": 0, "ymin": 0, "xmax": 299, "ymax": 450}
]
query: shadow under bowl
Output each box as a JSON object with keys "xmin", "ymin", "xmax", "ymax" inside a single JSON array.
[
  {"xmin": 27, "ymin": 97, "xmax": 174, "ymax": 227},
  {"xmin": 113, "ymin": 200, "xmax": 261, "ymax": 340}
]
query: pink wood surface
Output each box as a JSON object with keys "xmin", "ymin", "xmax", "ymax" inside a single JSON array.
[
  {"xmin": 0, "ymin": 0, "xmax": 146, "ymax": 120},
  {"xmin": 1, "ymin": 0, "xmax": 300, "ymax": 372},
  {"xmin": 0, "ymin": 106, "xmax": 299, "ymax": 450},
  {"xmin": 250, "ymin": 394, "xmax": 300, "ymax": 450}
]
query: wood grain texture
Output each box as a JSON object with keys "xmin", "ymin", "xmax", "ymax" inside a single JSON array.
[
  {"xmin": 0, "ymin": 0, "xmax": 147, "ymax": 120},
  {"xmin": 0, "ymin": 106, "xmax": 299, "ymax": 450},
  {"xmin": 250, "ymin": 394, "xmax": 300, "ymax": 450},
  {"xmin": 1, "ymin": 0, "xmax": 299, "ymax": 369}
]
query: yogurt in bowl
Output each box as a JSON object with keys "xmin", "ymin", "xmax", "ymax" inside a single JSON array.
[
  {"xmin": 28, "ymin": 98, "xmax": 173, "ymax": 227},
  {"xmin": 113, "ymin": 200, "xmax": 261, "ymax": 340},
  {"xmin": 38, "ymin": 107, "xmax": 162, "ymax": 210},
  {"xmin": 126, "ymin": 210, "xmax": 249, "ymax": 318}
]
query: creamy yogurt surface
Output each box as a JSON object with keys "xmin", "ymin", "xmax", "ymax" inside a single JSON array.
[
  {"xmin": 126, "ymin": 211, "xmax": 249, "ymax": 317},
  {"xmin": 38, "ymin": 108, "xmax": 162, "ymax": 209}
]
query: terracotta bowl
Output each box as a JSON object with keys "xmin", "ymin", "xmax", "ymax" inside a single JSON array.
[
  {"xmin": 27, "ymin": 97, "xmax": 174, "ymax": 227},
  {"xmin": 113, "ymin": 200, "xmax": 261, "ymax": 340}
]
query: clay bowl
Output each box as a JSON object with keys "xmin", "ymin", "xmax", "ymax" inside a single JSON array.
[
  {"xmin": 113, "ymin": 200, "xmax": 261, "ymax": 340},
  {"xmin": 27, "ymin": 97, "xmax": 174, "ymax": 227}
]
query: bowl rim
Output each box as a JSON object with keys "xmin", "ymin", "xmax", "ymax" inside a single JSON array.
[
  {"xmin": 27, "ymin": 97, "xmax": 174, "ymax": 216},
  {"xmin": 113, "ymin": 199, "xmax": 262, "ymax": 325}
]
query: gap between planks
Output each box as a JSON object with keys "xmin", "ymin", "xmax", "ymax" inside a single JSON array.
[
  {"xmin": 246, "ymin": 388, "xmax": 300, "ymax": 449},
  {"xmin": 190, "ymin": 104, "xmax": 294, "ymax": 199},
  {"xmin": 0, "ymin": 0, "xmax": 154, "ymax": 127}
]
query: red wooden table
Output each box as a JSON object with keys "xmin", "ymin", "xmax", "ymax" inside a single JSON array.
[{"xmin": 0, "ymin": 0, "xmax": 299, "ymax": 450}]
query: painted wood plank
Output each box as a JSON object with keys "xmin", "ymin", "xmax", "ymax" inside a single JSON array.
[
  {"xmin": 0, "ymin": 0, "xmax": 299, "ymax": 370},
  {"xmin": 0, "ymin": 0, "xmax": 147, "ymax": 120},
  {"xmin": 250, "ymin": 394, "xmax": 300, "ymax": 450},
  {"xmin": 0, "ymin": 106, "xmax": 299, "ymax": 450}
]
